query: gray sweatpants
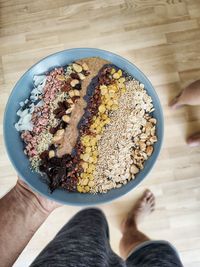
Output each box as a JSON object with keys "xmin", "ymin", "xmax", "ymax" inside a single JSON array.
[{"xmin": 30, "ymin": 209, "xmax": 183, "ymax": 267}]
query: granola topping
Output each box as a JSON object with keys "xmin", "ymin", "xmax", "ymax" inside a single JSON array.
[{"xmin": 15, "ymin": 57, "xmax": 158, "ymax": 194}]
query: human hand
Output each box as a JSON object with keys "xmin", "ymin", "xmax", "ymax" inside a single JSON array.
[{"xmin": 15, "ymin": 177, "xmax": 61, "ymax": 215}]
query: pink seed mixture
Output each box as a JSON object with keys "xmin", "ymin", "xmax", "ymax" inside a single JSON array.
[{"xmin": 21, "ymin": 68, "xmax": 64, "ymax": 158}]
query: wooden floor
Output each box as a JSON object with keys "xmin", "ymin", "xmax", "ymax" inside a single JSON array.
[{"xmin": 0, "ymin": 0, "xmax": 200, "ymax": 266}]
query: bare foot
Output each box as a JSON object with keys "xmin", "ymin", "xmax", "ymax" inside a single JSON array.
[
  {"xmin": 187, "ymin": 132, "xmax": 200, "ymax": 147},
  {"xmin": 121, "ymin": 189, "xmax": 155, "ymax": 234},
  {"xmin": 169, "ymin": 92, "xmax": 183, "ymax": 110},
  {"xmin": 169, "ymin": 80, "xmax": 200, "ymax": 109}
]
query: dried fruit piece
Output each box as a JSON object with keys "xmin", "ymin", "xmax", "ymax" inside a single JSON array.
[{"xmin": 70, "ymin": 72, "xmax": 80, "ymax": 80}]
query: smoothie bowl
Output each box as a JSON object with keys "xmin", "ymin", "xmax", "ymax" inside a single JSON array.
[{"xmin": 3, "ymin": 48, "xmax": 163, "ymax": 205}]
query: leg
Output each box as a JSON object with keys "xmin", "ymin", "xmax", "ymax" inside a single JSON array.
[
  {"xmin": 30, "ymin": 208, "xmax": 124, "ymax": 267},
  {"xmin": 119, "ymin": 189, "xmax": 154, "ymax": 259},
  {"xmin": 169, "ymin": 80, "xmax": 200, "ymax": 109},
  {"xmin": 120, "ymin": 190, "xmax": 183, "ymax": 267}
]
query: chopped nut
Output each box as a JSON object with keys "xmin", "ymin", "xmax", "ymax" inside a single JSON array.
[
  {"xmin": 62, "ymin": 115, "xmax": 70, "ymax": 123},
  {"xmin": 150, "ymin": 136, "xmax": 157, "ymax": 143},
  {"xmin": 140, "ymin": 133, "xmax": 147, "ymax": 140},
  {"xmin": 72, "ymin": 63, "xmax": 82, "ymax": 73},
  {"xmin": 78, "ymin": 73, "xmax": 86, "ymax": 80},
  {"xmin": 130, "ymin": 165, "xmax": 139, "ymax": 174},
  {"xmin": 68, "ymin": 90, "xmax": 75, "ymax": 98},
  {"xmin": 146, "ymin": 146, "xmax": 153, "ymax": 156},
  {"xmin": 70, "ymin": 79, "xmax": 79, "ymax": 87},
  {"xmin": 151, "ymin": 126, "xmax": 156, "ymax": 136},
  {"xmin": 66, "ymin": 98, "xmax": 74, "ymax": 104},
  {"xmin": 82, "ymin": 62, "xmax": 89, "ymax": 71},
  {"xmin": 65, "ymin": 107, "xmax": 73, "ymax": 114},
  {"xmin": 74, "ymin": 90, "xmax": 80, "ymax": 96},
  {"xmin": 149, "ymin": 118, "xmax": 157, "ymax": 124},
  {"xmin": 139, "ymin": 141, "xmax": 146, "ymax": 151},
  {"xmin": 49, "ymin": 150, "xmax": 55, "ymax": 158}
]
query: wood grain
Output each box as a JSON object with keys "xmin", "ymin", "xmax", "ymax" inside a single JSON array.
[{"xmin": 0, "ymin": 0, "xmax": 200, "ymax": 266}]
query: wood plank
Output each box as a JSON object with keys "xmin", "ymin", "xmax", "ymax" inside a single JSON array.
[{"xmin": 0, "ymin": 1, "xmax": 200, "ymax": 266}]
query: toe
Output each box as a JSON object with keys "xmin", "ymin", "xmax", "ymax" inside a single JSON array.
[
  {"xmin": 169, "ymin": 92, "xmax": 183, "ymax": 109},
  {"xmin": 143, "ymin": 189, "xmax": 154, "ymax": 202},
  {"xmin": 149, "ymin": 195, "xmax": 155, "ymax": 204},
  {"xmin": 150, "ymin": 206, "xmax": 155, "ymax": 212},
  {"xmin": 187, "ymin": 133, "xmax": 200, "ymax": 147},
  {"xmin": 150, "ymin": 198, "xmax": 156, "ymax": 207},
  {"xmin": 143, "ymin": 189, "xmax": 152, "ymax": 199}
]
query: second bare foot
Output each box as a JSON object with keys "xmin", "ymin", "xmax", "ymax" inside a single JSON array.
[
  {"xmin": 121, "ymin": 189, "xmax": 155, "ymax": 234},
  {"xmin": 187, "ymin": 132, "xmax": 200, "ymax": 147},
  {"xmin": 169, "ymin": 80, "xmax": 200, "ymax": 109}
]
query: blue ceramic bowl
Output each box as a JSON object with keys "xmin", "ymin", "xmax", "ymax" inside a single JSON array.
[{"xmin": 4, "ymin": 48, "xmax": 164, "ymax": 205}]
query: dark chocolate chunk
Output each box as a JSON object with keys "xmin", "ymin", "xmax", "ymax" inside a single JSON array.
[
  {"xmin": 49, "ymin": 127, "xmax": 58, "ymax": 135},
  {"xmin": 74, "ymin": 83, "xmax": 81, "ymax": 90}
]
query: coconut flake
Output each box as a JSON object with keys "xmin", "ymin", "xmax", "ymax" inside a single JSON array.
[{"xmin": 15, "ymin": 74, "xmax": 47, "ymax": 132}]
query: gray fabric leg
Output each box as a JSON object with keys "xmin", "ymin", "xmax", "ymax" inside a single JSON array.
[
  {"xmin": 126, "ymin": 241, "xmax": 184, "ymax": 267},
  {"xmin": 30, "ymin": 208, "xmax": 125, "ymax": 267}
]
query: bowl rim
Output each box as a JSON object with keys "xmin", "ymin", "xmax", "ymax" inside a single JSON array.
[{"xmin": 3, "ymin": 47, "xmax": 164, "ymax": 206}]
